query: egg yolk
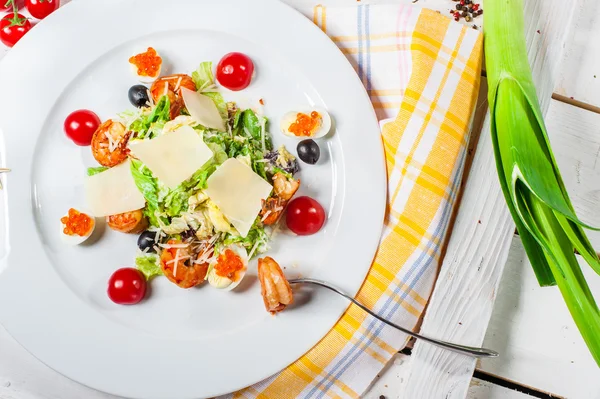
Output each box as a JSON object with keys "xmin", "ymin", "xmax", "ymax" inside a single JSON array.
[
  {"xmin": 61, "ymin": 208, "xmax": 93, "ymax": 236},
  {"xmin": 288, "ymin": 111, "xmax": 322, "ymax": 137},
  {"xmin": 214, "ymin": 249, "xmax": 245, "ymax": 281},
  {"xmin": 129, "ymin": 47, "xmax": 162, "ymax": 78}
]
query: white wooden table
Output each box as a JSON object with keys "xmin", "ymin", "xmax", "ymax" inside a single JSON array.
[{"xmin": 2, "ymin": 0, "xmax": 600, "ymax": 398}]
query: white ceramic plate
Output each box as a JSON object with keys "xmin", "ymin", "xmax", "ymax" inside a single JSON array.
[{"xmin": 0, "ymin": 0, "xmax": 386, "ymax": 398}]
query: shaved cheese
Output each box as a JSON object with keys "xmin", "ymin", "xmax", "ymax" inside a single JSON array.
[
  {"xmin": 173, "ymin": 249, "xmax": 180, "ymax": 277},
  {"xmin": 84, "ymin": 159, "xmax": 146, "ymax": 217},
  {"xmin": 181, "ymin": 87, "xmax": 226, "ymax": 132},
  {"xmin": 174, "ymin": 76, "xmax": 182, "ymax": 92},
  {"xmin": 128, "ymin": 126, "xmax": 214, "ymax": 189},
  {"xmin": 204, "ymin": 159, "xmax": 273, "ymax": 238}
]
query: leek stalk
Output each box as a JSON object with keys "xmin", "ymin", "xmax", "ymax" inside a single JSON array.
[{"xmin": 485, "ymin": 0, "xmax": 600, "ymax": 365}]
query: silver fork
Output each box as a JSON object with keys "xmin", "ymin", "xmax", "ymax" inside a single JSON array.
[{"xmin": 289, "ymin": 278, "xmax": 499, "ymax": 358}]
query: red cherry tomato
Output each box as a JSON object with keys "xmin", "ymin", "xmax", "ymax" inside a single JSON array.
[
  {"xmin": 64, "ymin": 110, "xmax": 100, "ymax": 146},
  {"xmin": 216, "ymin": 52, "xmax": 254, "ymax": 91},
  {"xmin": 26, "ymin": 0, "xmax": 59, "ymax": 19},
  {"xmin": 107, "ymin": 268, "xmax": 147, "ymax": 305},
  {"xmin": 0, "ymin": 13, "xmax": 31, "ymax": 47},
  {"xmin": 286, "ymin": 196, "xmax": 326, "ymax": 236}
]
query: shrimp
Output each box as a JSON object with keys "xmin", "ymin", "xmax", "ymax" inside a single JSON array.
[
  {"xmin": 107, "ymin": 209, "xmax": 148, "ymax": 234},
  {"xmin": 150, "ymin": 74, "xmax": 196, "ymax": 119},
  {"xmin": 258, "ymin": 257, "xmax": 293, "ymax": 314},
  {"xmin": 160, "ymin": 240, "xmax": 209, "ymax": 289},
  {"xmin": 91, "ymin": 120, "xmax": 131, "ymax": 167},
  {"xmin": 260, "ymin": 173, "xmax": 300, "ymax": 225}
]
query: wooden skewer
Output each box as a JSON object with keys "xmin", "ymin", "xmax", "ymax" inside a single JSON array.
[{"xmin": 0, "ymin": 168, "xmax": 10, "ymax": 173}]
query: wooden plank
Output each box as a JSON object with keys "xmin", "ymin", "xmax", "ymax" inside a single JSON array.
[
  {"xmin": 477, "ymin": 100, "xmax": 600, "ymax": 399},
  {"xmin": 364, "ymin": 354, "xmax": 535, "ymax": 399},
  {"xmin": 555, "ymin": 0, "xmax": 600, "ymax": 107},
  {"xmin": 402, "ymin": 0, "xmax": 578, "ymax": 397},
  {"xmin": 467, "ymin": 379, "xmax": 537, "ymax": 399},
  {"xmin": 480, "ymin": 236, "xmax": 600, "ymax": 399}
]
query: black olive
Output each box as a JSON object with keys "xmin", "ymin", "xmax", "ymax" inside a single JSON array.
[
  {"xmin": 137, "ymin": 230, "xmax": 158, "ymax": 253},
  {"xmin": 128, "ymin": 85, "xmax": 150, "ymax": 108},
  {"xmin": 297, "ymin": 139, "xmax": 320, "ymax": 165}
]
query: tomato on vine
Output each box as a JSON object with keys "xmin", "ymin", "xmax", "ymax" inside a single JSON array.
[
  {"xmin": 26, "ymin": 0, "xmax": 59, "ymax": 20},
  {"xmin": 0, "ymin": 0, "xmax": 31, "ymax": 48},
  {"xmin": 0, "ymin": 0, "xmax": 11, "ymax": 11}
]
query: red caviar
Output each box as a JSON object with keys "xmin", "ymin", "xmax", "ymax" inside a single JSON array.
[
  {"xmin": 129, "ymin": 47, "xmax": 162, "ymax": 78},
  {"xmin": 214, "ymin": 249, "xmax": 245, "ymax": 281},
  {"xmin": 288, "ymin": 111, "xmax": 322, "ymax": 137},
  {"xmin": 61, "ymin": 208, "xmax": 94, "ymax": 236}
]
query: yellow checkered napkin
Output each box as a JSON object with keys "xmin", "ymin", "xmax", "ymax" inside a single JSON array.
[{"xmin": 225, "ymin": 5, "xmax": 483, "ymax": 399}]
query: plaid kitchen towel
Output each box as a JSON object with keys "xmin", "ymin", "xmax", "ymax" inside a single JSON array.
[{"xmin": 227, "ymin": 4, "xmax": 483, "ymax": 398}]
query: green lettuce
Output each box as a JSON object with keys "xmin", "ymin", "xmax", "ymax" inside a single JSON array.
[
  {"xmin": 130, "ymin": 159, "xmax": 160, "ymax": 226},
  {"xmin": 192, "ymin": 62, "xmax": 227, "ymax": 118},
  {"xmin": 192, "ymin": 62, "xmax": 216, "ymax": 92},
  {"xmin": 222, "ymin": 223, "xmax": 270, "ymax": 257},
  {"xmin": 130, "ymin": 96, "xmax": 171, "ymax": 140},
  {"xmin": 135, "ymin": 254, "xmax": 163, "ymax": 280},
  {"xmin": 207, "ymin": 142, "xmax": 228, "ymax": 165},
  {"xmin": 130, "ymin": 157, "xmax": 219, "ymax": 224},
  {"xmin": 87, "ymin": 166, "xmax": 108, "ymax": 176}
]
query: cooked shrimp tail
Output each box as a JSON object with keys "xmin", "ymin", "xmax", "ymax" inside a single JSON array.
[
  {"xmin": 258, "ymin": 257, "xmax": 293, "ymax": 314},
  {"xmin": 260, "ymin": 173, "xmax": 300, "ymax": 226}
]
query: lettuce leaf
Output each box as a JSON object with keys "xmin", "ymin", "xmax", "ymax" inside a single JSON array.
[
  {"xmin": 130, "ymin": 159, "xmax": 161, "ymax": 226},
  {"xmin": 207, "ymin": 142, "xmax": 228, "ymax": 165},
  {"xmin": 135, "ymin": 254, "xmax": 163, "ymax": 280},
  {"xmin": 130, "ymin": 96, "xmax": 171, "ymax": 140},
  {"xmin": 87, "ymin": 166, "xmax": 108, "ymax": 176},
  {"xmin": 222, "ymin": 223, "xmax": 269, "ymax": 257},
  {"xmin": 192, "ymin": 62, "xmax": 227, "ymax": 118},
  {"xmin": 192, "ymin": 62, "xmax": 216, "ymax": 92}
]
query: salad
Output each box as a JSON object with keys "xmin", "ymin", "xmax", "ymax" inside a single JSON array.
[{"xmin": 60, "ymin": 48, "xmax": 330, "ymax": 312}]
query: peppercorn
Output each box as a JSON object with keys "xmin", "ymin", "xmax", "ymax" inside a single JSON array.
[
  {"xmin": 456, "ymin": 4, "xmax": 462, "ymax": 10},
  {"xmin": 461, "ymin": 11, "xmax": 468, "ymax": 17},
  {"xmin": 465, "ymin": 15, "xmax": 472, "ymax": 22},
  {"xmin": 468, "ymin": 6, "xmax": 474, "ymax": 12},
  {"xmin": 465, "ymin": 0, "xmax": 471, "ymax": 4},
  {"xmin": 473, "ymin": 3, "xmax": 480, "ymax": 10},
  {"xmin": 477, "ymin": 9, "xmax": 483, "ymax": 15},
  {"xmin": 454, "ymin": 15, "xmax": 459, "ymax": 21}
]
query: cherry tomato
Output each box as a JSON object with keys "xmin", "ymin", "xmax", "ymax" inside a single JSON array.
[
  {"xmin": 216, "ymin": 52, "xmax": 254, "ymax": 91},
  {"xmin": 107, "ymin": 268, "xmax": 147, "ymax": 305},
  {"xmin": 0, "ymin": 13, "xmax": 31, "ymax": 47},
  {"xmin": 26, "ymin": 0, "xmax": 59, "ymax": 19},
  {"xmin": 286, "ymin": 196, "xmax": 326, "ymax": 236},
  {"xmin": 64, "ymin": 109, "xmax": 100, "ymax": 146}
]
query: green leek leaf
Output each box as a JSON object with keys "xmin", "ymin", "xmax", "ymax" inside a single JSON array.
[{"xmin": 486, "ymin": 0, "xmax": 600, "ymax": 365}]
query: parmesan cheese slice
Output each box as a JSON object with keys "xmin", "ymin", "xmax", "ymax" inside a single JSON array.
[
  {"xmin": 84, "ymin": 159, "xmax": 146, "ymax": 217},
  {"xmin": 181, "ymin": 87, "xmax": 226, "ymax": 132},
  {"xmin": 128, "ymin": 126, "xmax": 214, "ymax": 189},
  {"xmin": 204, "ymin": 158, "xmax": 273, "ymax": 238}
]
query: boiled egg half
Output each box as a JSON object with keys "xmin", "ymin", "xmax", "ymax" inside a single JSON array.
[
  {"xmin": 280, "ymin": 107, "xmax": 332, "ymax": 139},
  {"xmin": 206, "ymin": 244, "xmax": 249, "ymax": 291},
  {"xmin": 60, "ymin": 208, "xmax": 96, "ymax": 246},
  {"xmin": 129, "ymin": 47, "xmax": 162, "ymax": 84}
]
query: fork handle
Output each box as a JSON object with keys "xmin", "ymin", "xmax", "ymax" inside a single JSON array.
[{"xmin": 289, "ymin": 278, "xmax": 499, "ymax": 358}]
